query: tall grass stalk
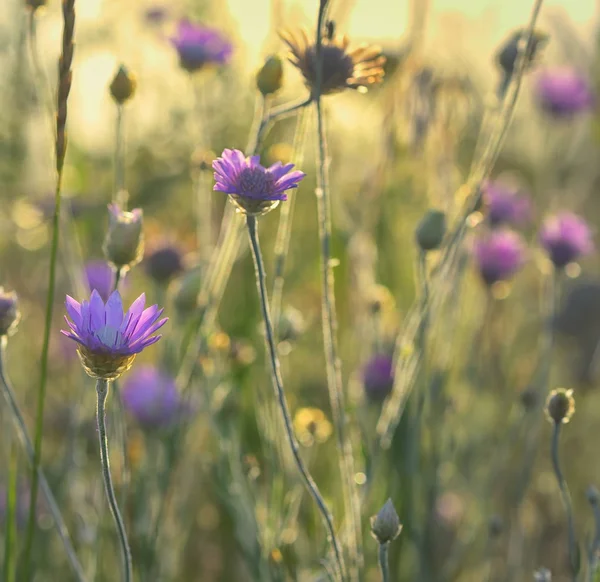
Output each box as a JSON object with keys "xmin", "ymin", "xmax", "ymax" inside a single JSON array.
[
  {"xmin": 23, "ymin": 0, "xmax": 76, "ymax": 574},
  {"xmin": 0, "ymin": 338, "xmax": 87, "ymax": 582},
  {"xmin": 96, "ymin": 379, "xmax": 133, "ymax": 582},
  {"xmin": 246, "ymin": 214, "xmax": 346, "ymax": 582},
  {"xmin": 313, "ymin": 2, "xmax": 362, "ymax": 577}
]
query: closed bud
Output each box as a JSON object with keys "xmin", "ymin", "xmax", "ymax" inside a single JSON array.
[
  {"xmin": 110, "ymin": 65, "xmax": 137, "ymax": 104},
  {"xmin": 278, "ymin": 306, "xmax": 305, "ymax": 343},
  {"xmin": 144, "ymin": 246, "xmax": 184, "ymax": 285},
  {"xmin": 103, "ymin": 204, "xmax": 144, "ymax": 272},
  {"xmin": 416, "ymin": 209, "xmax": 446, "ymax": 251},
  {"xmin": 0, "ymin": 289, "xmax": 20, "ymax": 336},
  {"xmin": 586, "ymin": 485, "xmax": 599, "ymax": 506},
  {"xmin": 496, "ymin": 29, "xmax": 549, "ymax": 78},
  {"xmin": 172, "ymin": 267, "xmax": 203, "ymax": 316},
  {"xmin": 256, "ymin": 55, "xmax": 284, "ymax": 96},
  {"xmin": 545, "ymin": 388, "xmax": 575, "ymax": 425},
  {"xmin": 370, "ymin": 499, "xmax": 402, "ymax": 544}
]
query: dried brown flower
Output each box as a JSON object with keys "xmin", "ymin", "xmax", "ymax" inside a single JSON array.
[{"xmin": 279, "ymin": 28, "xmax": 385, "ymax": 95}]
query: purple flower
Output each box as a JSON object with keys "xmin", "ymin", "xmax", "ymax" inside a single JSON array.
[
  {"xmin": 122, "ymin": 366, "xmax": 185, "ymax": 430},
  {"xmin": 170, "ymin": 20, "xmax": 232, "ymax": 73},
  {"xmin": 61, "ymin": 290, "xmax": 167, "ymax": 380},
  {"xmin": 213, "ymin": 148, "xmax": 305, "ymax": 215},
  {"xmin": 540, "ymin": 212, "xmax": 593, "ymax": 268},
  {"xmin": 535, "ymin": 68, "xmax": 594, "ymax": 117},
  {"xmin": 483, "ymin": 180, "xmax": 531, "ymax": 228},
  {"xmin": 85, "ymin": 260, "xmax": 114, "ymax": 302},
  {"xmin": 363, "ymin": 355, "xmax": 394, "ymax": 402},
  {"xmin": 473, "ymin": 230, "xmax": 525, "ymax": 286},
  {"xmin": 144, "ymin": 245, "xmax": 184, "ymax": 284}
]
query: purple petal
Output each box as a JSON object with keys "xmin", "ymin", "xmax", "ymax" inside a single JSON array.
[
  {"xmin": 65, "ymin": 296, "xmax": 82, "ymax": 327},
  {"xmin": 131, "ymin": 316, "xmax": 168, "ymax": 345},
  {"xmin": 267, "ymin": 162, "xmax": 295, "ymax": 181},
  {"xmin": 89, "ymin": 290, "xmax": 105, "ymax": 330},
  {"xmin": 60, "ymin": 330, "xmax": 85, "ymax": 346},
  {"xmin": 130, "ymin": 305, "xmax": 161, "ymax": 339},
  {"xmin": 274, "ymin": 171, "xmax": 305, "ymax": 192},
  {"xmin": 248, "ymin": 155, "xmax": 261, "ymax": 168},
  {"xmin": 105, "ymin": 291, "xmax": 124, "ymax": 328},
  {"xmin": 122, "ymin": 293, "xmax": 146, "ymax": 336}
]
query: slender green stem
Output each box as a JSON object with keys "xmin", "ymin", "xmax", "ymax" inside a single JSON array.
[
  {"xmin": 315, "ymin": 73, "xmax": 361, "ymax": 582},
  {"xmin": 586, "ymin": 499, "xmax": 600, "ymax": 582},
  {"xmin": 114, "ymin": 104, "xmax": 127, "ymax": 205},
  {"xmin": 246, "ymin": 215, "xmax": 346, "ymax": 582},
  {"xmin": 270, "ymin": 108, "xmax": 309, "ymax": 332},
  {"xmin": 0, "ymin": 338, "xmax": 87, "ymax": 582},
  {"xmin": 23, "ymin": 167, "xmax": 65, "ymax": 577},
  {"xmin": 4, "ymin": 440, "xmax": 18, "ymax": 582},
  {"xmin": 378, "ymin": 543, "xmax": 390, "ymax": 582},
  {"xmin": 96, "ymin": 379, "xmax": 133, "ymax": 582},
  {"xmin": 551, "ymin": 422, "xmax": 579, "ymax": 581}
]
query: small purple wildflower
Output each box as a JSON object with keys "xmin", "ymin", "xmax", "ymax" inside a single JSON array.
[
  {"xmin": 363, "ymin": 354, "xmax": 394, "ymax": 402},
  {"xmin": 483, "ymin": 180, "xmax": 531, "ymax": 228},
  {"xmin": 122, "ymin": 366, "xmax": 185, "ymax": 430},
  {"xmin": 85, "ymin": 260, "xmax": 114, "ymax": 302},
  {"xmin": 540, "ymin": 212, "xmax": 593, "ymax": 268},
  {"xmin": 213, "ymin": 148, "xmax": 305, "ymax": 215},
  {"xmin": 61, "ymin": 290, "xmax": 167, "ymax": 379},
  {"xmin": 144, "ymin": 245, "xmax": 184, "ymax": 285},
  {"xmin": 473, "ymin": 230, "xmax": 525, "ymax": 286},
  {"xmin": 170, "ymin": 20, "xmax": 232, "ymax": 73},
  {"xmin": 535, "ymin": 68, "xmax": 594, "ymax": 117}
]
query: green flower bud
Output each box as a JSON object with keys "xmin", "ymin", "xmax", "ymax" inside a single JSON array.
[
  {"xmin": 0, "ymin": 288, "xmax": 20, "ymax": 336},
  {"xmin": 256, "ymin": 55, "xmax": 284, "ymax": 96},
  {"xmin": 110, "ymin": 65, "xmax": 137, "ymax": 104},
  {"xmin": 103, "ymin": 204, "xmax": 144, "ymax": 272},
  {"xmin": 370, "ymin": 499, "xmax": 402, "ymax": 544},
  {"xmin": 415, "ymin": 209, "xmax": 446, "ymax": 251},
  {"xmin": 172, "ymin": 267, "xmax": 203, "ymax": 316}
]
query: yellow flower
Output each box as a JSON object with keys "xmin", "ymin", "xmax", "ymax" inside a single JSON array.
[{"xmin": 293, "ymin": 407, "xmax": 333, "ymax": 447}]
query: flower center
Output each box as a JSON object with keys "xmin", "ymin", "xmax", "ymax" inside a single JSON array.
[{"xmin": 237, "ymin": 167, "xmax": 273, "ymax": 199}]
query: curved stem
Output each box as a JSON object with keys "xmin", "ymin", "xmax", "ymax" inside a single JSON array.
[
  {"xmin": 114, "ymin": 105, "xmax": 127, "ymax": 206},
  {"xmin": 246, "ymin": 215, "xmax": 346, "ymax": 582},
  {"xmin": 96, "ymin": 379, "xmax": 133, "ymax": 582},
  {"xmin": 315, "ymin": 94, "xmax": 361, "ymax": 581},
  {"xmin": 0, "ymin": 338, "xmax": 87, "ymax": 582},
  {"xmin": 378, "ymin": 543, "xmax": 390, "ymax": 582},
  {"xmin": 551, "ymin": 422, "xmax": 578, "ymax": 581}
]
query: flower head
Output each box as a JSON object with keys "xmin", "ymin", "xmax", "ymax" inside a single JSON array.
[
  {"xmin": 483, "ymin": 180, "xmax": 531, "ymax": 228},
  {"xmin": 122, "ymin": 366, "xmax": 185, "ymax": 430},
  {"xmin": 415, "ymin": 209, "xmax": 446, "ymax": 251},
  {"xmin": 495, "ymin": 28, "xmax": 548, "ymax": 78},
  {"xmin": 0, "ymin": 288, "xmax": 20, "ymax": 337},
  {"xmin": 545, "ymin": 388, "xmax": 575, "ymax": 425},
  {"xmin": 363, "ymin": 354, "xmax": 394, "ymax": 402},
  {"xmin": 171, "ymin": 20, "xmax": 232, "ymax": 73},
  {"xmin": 535, "ymin": 68, "xmax": 594, "ymax": 117},
  {"xmin": 61, "ymin": 290, "xmax": 167, "ymax": 380},
  {"xmin": 213, "ymin": 148, "xmax": 305, "ymax": 216},
  {"xmin": 473, "ymin": 230, "xmax": 526, "ymax": 286},
  {"xmin": 85, "ymin": 260, "xmax": 115, "ymax": 302},
  {"xmin": 279, "ymin": 28, "xmax": 385, "ymax": 95},
  {"xmin": 256, "ymin": 54, "xmax": 284, "ymax": 96},
  {"xmin": 144, "ymin": 245, "xmax": 184, "ymax": 285},
  {"xmin": 540, "ymin": 212, "xmax": 593, "ymax": 268},
  {"xmin": 371, "ymin": 499, "xmax": 402, "ymax": 544},
  {"xmin": 103, "ymin": 205, "xmax": 144, "ymax": 272},
  {"xmin": 109, "ymin": 65, "xmax": 137, "ymax": 104}
]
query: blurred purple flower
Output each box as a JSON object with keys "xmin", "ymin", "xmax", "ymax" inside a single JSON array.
[
  {"xmin": 62, "ymin": 290, "xmax": 167, "ymax": 379},
  {"xmin": 170, "ymin": 20, "xmax": 232, "ymax": 72},
  {"xmin": 473, "ymin": 230, "xmax": 525, "ymax": 286},
  {"xmin": 144, "ymin": 245, "xmax": 184, "ymax": 285},
  {"xmin": 535, "ymin": 68, "xmax": 594, "ymax": 117},
  {"xmin": 483, "ymin": 180, "xmax": 531, "ymax": 228},
  {"xmin": 213, "ymin": 148, "xmax": 305, "ymax": 215},
  {"xmin": 363, "ymin": 354, "xmax": 394, "ymax": 402},
  {"xmin": 540, "ymin": 212, "xmax": 593, "ymax": 268},
  {"xmin": 122, "ymin": 366, "xmax": 186, "ymax": 430},
  {"xmin": 85, "ymin": 260, "xmax": 114, "ymax": 302}
]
